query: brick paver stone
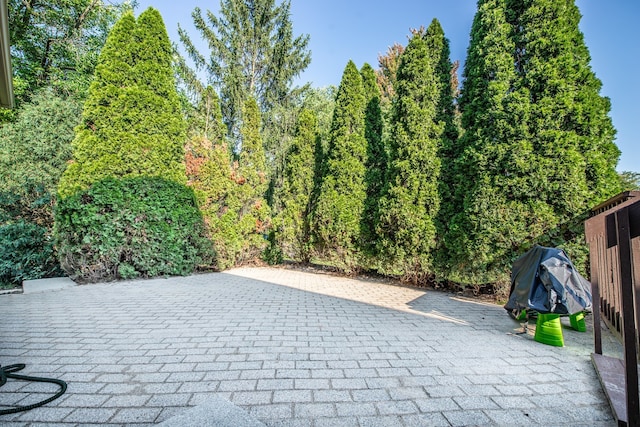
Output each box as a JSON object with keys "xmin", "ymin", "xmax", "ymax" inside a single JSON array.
[{"xmin": 0, "ymin": 267, "xmax": 617, "ymax": 426}]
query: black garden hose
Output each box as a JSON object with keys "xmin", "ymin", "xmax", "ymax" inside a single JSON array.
[{"xmin": 0, "ymin": 364, "xmax": 67, "ymax": 415}]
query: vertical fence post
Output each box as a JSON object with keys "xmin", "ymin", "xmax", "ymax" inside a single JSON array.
[{"xmin": 616, "ymin": 206, "xmax": 640, "ymax": 426}]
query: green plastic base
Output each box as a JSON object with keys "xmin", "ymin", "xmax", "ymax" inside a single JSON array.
[
  {"xmin": 516, "ymin": 309, "xmax": 527, "ymax": 321},
  {"xmin": 570, "ymin": 312, "xmax": 587, "ymax": 332},
  {"xmin": 534, "ymin": 313, "xmax": 564, "ymax": 347}
]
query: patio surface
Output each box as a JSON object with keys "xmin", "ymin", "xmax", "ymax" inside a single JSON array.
[{"xmin": 0, "ymin": 266, "xmax": 618, "ymax": 426}]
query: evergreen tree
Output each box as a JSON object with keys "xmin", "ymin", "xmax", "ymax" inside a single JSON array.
[
  {"xmin": 444, "ymin": 0, "xmax": 533, "ymax": 285},
  {"xmin": 178, "ymin": 0, "xmax": 310, "ymax": 146},
  {"xmin": 275, "ymin": 108, "xmax": 318, "ymax": 262},
  {"xmin": 225, "ymin": 97, "xmax": 271, "ymax": 265},
  {"xmin": 423, "ymin": 19, "xmax": 461, "ymax": 277},
  {"xmin": 359, "ymin": 63, "xmax": 385, "ymax": 260},
  {"xmin": 239, "ymin": 98, "xmax": 268, "ymax": 195},
  {"xmin": 58, "ymin": 8, "xmax": 186, "ymax": 198},
  {"xmin": 53, "ymin": 9, "xmax": 209, "ymax": 282},
  {"xmin": 0, "ymin": 90, "xmax": 80, "ymax": 286},
  {"xmin": 446, "ymin": 0, "xmax": 621, "ymax": 288},
  {"xmin": 312, "ymin": 60, "xmax": 367, "ymax": 273},
  {"xmin": 508, "ymin": 0, "xmax": 620, "ymax": 208},
  {"xmin": 376, "ymin": 32, "xmax": 443, "ymax": 284}
]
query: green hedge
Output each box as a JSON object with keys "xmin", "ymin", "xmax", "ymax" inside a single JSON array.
[{"xmin": 55, "ymin": 177, "xmax": 214, "ymax": 282}]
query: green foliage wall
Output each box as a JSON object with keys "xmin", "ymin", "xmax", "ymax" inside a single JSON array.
[
  {"xmin": 55, "ymin": 177, "xmax": 213, "ymax": 282},
  {"xmin": 57, "ymin": 8, "xmax": 186, "ymax": 198},
  {"xmin": 312, "ymin": 61, "xmax": 367, "ymax": 273},
  {"xmin": 376, "ymin": 33, "xmax": 443, "ymax": 283}
]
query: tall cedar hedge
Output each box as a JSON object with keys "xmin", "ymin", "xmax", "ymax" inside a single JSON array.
[
  {"xmin": 275, "ymin": 108, "xmax": 318, "ymax": 262},
  {"xmin": 444, "ymin": 0, "xmax": 620, "ymax": 287},
  {"xmin": 57, "ymin": 9, "xmax": 186, "ymax": 198},
  {"xmin": 427, "ymin": 19, "xmax": 462, "ymax": 278},
  {"xmin": 360, "ymin": 63, "xmax": 385, "ymax": 261},
  {"xmin": 230, "ymin": 96, "xmax": 271, "ymax": 264},
  {"xmin": 312, "ymin": 60, "xmax": 367, "ymax": 273},
  {"xmin": 376, "ymin": 32, "xmax": 443, "ymax": 283}
]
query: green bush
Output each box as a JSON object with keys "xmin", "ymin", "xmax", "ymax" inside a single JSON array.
[
  {"xmin": 0, "ymin": 220, "xmax": 62, "ymax": 287},
  {"xmin": 55, "ymin": 177, "xmax": 214, "ymax": 282}
]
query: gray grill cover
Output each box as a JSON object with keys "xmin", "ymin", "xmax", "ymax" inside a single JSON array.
[{"xmin": 504, "ymin": 246, "xmax": 592, "ymax": 315}]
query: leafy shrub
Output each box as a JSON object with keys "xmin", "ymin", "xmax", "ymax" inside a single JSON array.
[
  {"xmin": 0, "ymin": 220, "xmax": 62, "ymax": 286},
  {"xmin": 55, "ymin": 177, "xmax": 214, "ymax": 282}
]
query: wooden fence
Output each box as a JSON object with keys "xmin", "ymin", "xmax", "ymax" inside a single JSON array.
[{"xmin": 585, "ymin": 191, "xmax": 640, "ymax": 427}]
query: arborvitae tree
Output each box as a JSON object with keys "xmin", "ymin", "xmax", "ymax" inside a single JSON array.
[
  {"xmin": 239, "ymin": 98, "xmax": 268, "ymax": 194},
  {"xmin": 359, "ymin": 63, "xmax": 385, "ymax": 260},
  {"xmin": 0, "ymin": 90, "xmax": 80, "ymax": 286},
  {"xmin": 312, "ymin": 60, "xmax": 367, "ymax": 273},
  {"xmin": 444, "ymin": 0, "xmax": 532, "ymax": 286},
  {"xmin": 226, "ymin": 97, "xmax": 271, "ymax": 264},
  {"xmin": 446, "ymin": 0, "xmax": 621, "ymax": 289},
  {"xmin": 58, "ymin": 8, "xmax": 186, "ymax": 198},
  {"xmin": 508, "ymin": 0, "xmax": 621, "ymax": 209},
  {"xmin": 376, "ymin": 33, "xmax": 443, "ymax": 284},
  {"xmin": 423, "ymin": 19, "xmax": 461, "ymax": 278},
  {"xmin": 54, "ymin": 9, "xmax": 210, "ymax": 282},
  {"xmin": 275, "ymin": 109, "xmax": 318, "ymax": 262}
]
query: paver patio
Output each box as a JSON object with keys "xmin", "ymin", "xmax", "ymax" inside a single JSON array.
[{"xmin": 0, "ymin": 266, "xmax": 618, "ymax": 426}]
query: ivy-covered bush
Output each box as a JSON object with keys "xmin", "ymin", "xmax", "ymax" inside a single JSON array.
[{"xmin": 55, "ymin": 177, "xmax": 214, "ymax": 282}]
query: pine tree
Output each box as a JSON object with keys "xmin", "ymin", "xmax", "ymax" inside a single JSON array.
[
  {"xmin": 57, "ymin": 8, "xmax": 186, "ymax": 198},
  {"xmin": 359, "ymin": 63, "xmax": 385, "ymax": 260},
  {"xmin": 312, "ymin": 60, "xmax": 367, "ymax": 273},
  {"xmin": 275, "ymin": 108, "xmax": 318, "ymax": 262},
  {"xmin": 376, "ymin": 33, "xmax": 443, "ymax": 284},
  {"xmin": 178, "ymin": 0, "xmax": 310, "ymax": 146}
]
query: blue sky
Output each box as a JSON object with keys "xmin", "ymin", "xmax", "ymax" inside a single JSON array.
[{"xmin": 136, "ymin": 0, "xmax": 639, "ymax": 173}]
